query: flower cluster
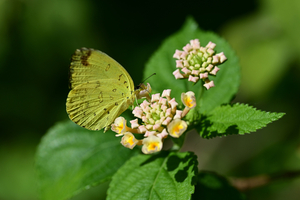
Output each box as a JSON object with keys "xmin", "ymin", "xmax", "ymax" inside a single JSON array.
[
  {"xmin": 111, "ymin": 89, "xmax": 196, "ymax": 154},
  {"xmin": 173, "ymin": 39, "xmax": 227, "ymax": 89}
]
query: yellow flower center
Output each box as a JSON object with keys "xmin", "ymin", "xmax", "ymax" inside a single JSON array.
[
  {"xmin": 185, "ymin": 97, "xmax": 194, "ymax": 108},
  {"xmin": 116, "ymin": 123, "xmax": 124, "ymax": 133},
  {"xmin": 174, "ymin": 124, "xmax": 183, "ymax": 134},
  {"xmin": 127, "ymin": 135, "xmax": 134, "ymax": 146},
  {"xmin": 148, "ymin": 142, "xmax": 159, "ymax": 151}
]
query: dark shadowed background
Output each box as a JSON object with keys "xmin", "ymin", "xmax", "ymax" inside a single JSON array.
[{"xmin": 1, "ymin": 0, "xmax": 300, "ymax": 199}]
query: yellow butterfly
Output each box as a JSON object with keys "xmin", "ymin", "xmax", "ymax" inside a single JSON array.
[{"xmin": 66, "ymin": 48, "xmax": 143, "ymax": 132}]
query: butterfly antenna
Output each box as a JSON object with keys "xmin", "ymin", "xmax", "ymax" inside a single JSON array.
[
  {"xmin": 141, "ymin": 73, "xmax": 156, "ymax": 83},
  {"xmin": 142, "ymin": 73, "xmax": 156, "ymax": 95},
  {"xmin": 135, "ymin": 73, "xmax": 156, "ymax": 91}
]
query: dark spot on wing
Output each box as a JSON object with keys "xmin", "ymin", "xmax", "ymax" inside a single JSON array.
[
  {"xmin": 81, "ymin": 60, "xmax": 89, "ymax": 66},
  {"xmin": 80, "ymin": 49, "xmax": 92, "ymax": 66},
  {"xmin": 106, "ymin": 64, "xmax": 110, "ymax": 71},
  {"xmin": 95, "ymin": 81, "xmax": 101, "ymax": 88},
  {"xmin": 99, "ymin": 91, "xmax": 103, "ymax": 103},
  {"xmin": 118, "ymin": 74, "xmax": 124, "ymax": 81}
]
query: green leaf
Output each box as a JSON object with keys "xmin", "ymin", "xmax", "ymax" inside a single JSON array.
[
  {"xmin": 35, "ymin": 121, "xmax": 138, "ymax": 200},
  {"xmin": 192, "ymin": 171, "xmax": 246, "ymax": 200},
  {"xmin": 197, "ymin": 103, "xmax": 285, "ymax": 139},
  {"xmin": 144, "ymin": 17, "xmax": 240, "ymax": 115},
  {"xmin": 107, "ymin": 151, "xmax": 198, "ymax": 200}
]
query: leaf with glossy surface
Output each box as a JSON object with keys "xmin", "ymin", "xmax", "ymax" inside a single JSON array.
[
  {"xmin": 107, "ymin": 151, "xmax": 198, "ymax": 200},
  {"xmin": 35, "ymin": 121, "xmax": 138, "ymax": 200}
]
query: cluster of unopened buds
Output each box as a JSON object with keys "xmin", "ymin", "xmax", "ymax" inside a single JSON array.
[
  {"xmin": 173, "ymin": 39, "xmax": 227, "ymax": 89},
  {"xmin": 111, "ymin": 87, "xmax": 196, "ymax": 154}
]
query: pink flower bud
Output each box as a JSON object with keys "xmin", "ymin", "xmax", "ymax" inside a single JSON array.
[
  {"xmin": 168, "ymin": 98, "xmax": 178, "ymax": 109},
  {"xmin": 162, "ymin": 89, "xmax": 171, "ymax": 98},
  {"xmin": 159, "ymin": 97, "xmax": 167, "ymax": 105},
  {"xmin": 190, "ymin": 39, "xmax": 200, "ymax": 49},
  {"xmin": 199, "ymin": 72, "xmax": 208, "ymax": 79},
  {"xmin": 151, "ymin": 93, "xmax": 160, "ymax": 102},
  {"xmin": 217, "ymin": 52, "xmax": 227, "ymax": 63},
  {"xmin": 132, "ymin": 107, "xmax": 143, "ymax": 118},
  {"xmin": 130, "ymin": 119, "xmax": 139, "ymax": 129},
  {"xmin": 176, "ymin": 60, "xmax": 183, "ymax": 68},
  {"xmin": 174, "ymin": 110, "xmax": 183, "ymax": 119},
  {"xmin": 138, "ymin": 125, "xmax": 147, "ymax": 133},
  {"xmin": 192, "ymin": 70, "xmax": 200, "ymax": 75},
  {"xmin": 188, "ymin": 75, "xmax": 199, "ymax": 82},
  {"xmin": 206, "ymin": 64, "xmax": 214, "ymax": 71},
  {"xmin": 165, "ymin": 108, "xmax": 172, "ymax": 116},
  {"xmin": 153, "ymin": 123, "xmax": 161, "ymax": 130},
  {"xmin": 157, "ymin": 129, "xmax": 168, "ymax": 139},
  {"xmin": 182, "ymin": 67, "xmax": 191, "ymax": 75},
  {"xmin": 204, "ymin": 80, "xmax": 215, "ymax": 90},
  {"xmin": 212, "ymin": 55, "xmax": 219, "ymax": 64},
  {"xmin": 210, "ymin": 66, "xmax": 220, "ymax": 75},
  {"xmin": 207, "ymin": 48, "xmax": 215, "ymax": 56},
  {"xmin": 173, "ymin": 50, "xmax": 182, "ymax": 59},
  {"xmin": 162, "ymin": 117, "xmax": 172, "ymax": 125},
  {"xmin": 173, "ymin": 69, "xmax": 184, "ymax": 79},
  {"xmin": 206, "ymin": 41, "xmax": 216, "ymax": 49},
  {"xmin": 180, "ymin": 51, "xmax": 188, "ymax": 59},
  {"xmin": 183, "ymin": 43, "xmax": 192, "ymax": 52},
  {"xmin": 144, "ymin": 131, "xmax": 156, "ymax": 137}
]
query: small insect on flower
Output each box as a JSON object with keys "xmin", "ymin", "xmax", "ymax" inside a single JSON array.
[
  {"xmin": 111, "ymin": 90, "xmax": 197, "ymax": 154},
  {"xmin": 172, "ymin": 39, "xmax": 227, "ymax": 89}
]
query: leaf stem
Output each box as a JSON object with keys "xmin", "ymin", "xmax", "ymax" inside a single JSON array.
[{"xmin": 229, "ymin": 170, "xmax": 300, "ymax": 191}]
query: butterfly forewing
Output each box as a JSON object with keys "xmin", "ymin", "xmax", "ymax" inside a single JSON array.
[
  {"xmin": 69, "ymin": 48, "xmax": 134, "ymax": 90},
  {"xmin": 66, "ymin": 48, "xmax": 136, "ymax": 131}
]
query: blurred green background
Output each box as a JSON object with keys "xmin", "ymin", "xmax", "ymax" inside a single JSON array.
[{"xmin": 1, "ymin": 0, "xmax": 300, "ymax": 199}]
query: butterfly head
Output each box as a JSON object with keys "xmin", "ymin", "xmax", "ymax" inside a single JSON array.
[{"xmin": 135, "ymin": 83, "xmax": 152, "ymax": 102}]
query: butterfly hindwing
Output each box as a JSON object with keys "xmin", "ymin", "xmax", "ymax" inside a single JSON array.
[{"xmin": 67, "ymin": 79, "xmax": 133, "ymax": 130}]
